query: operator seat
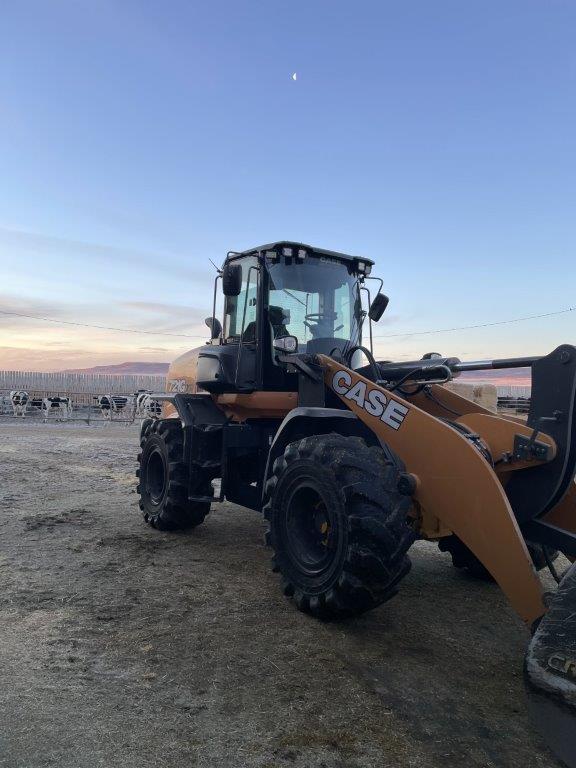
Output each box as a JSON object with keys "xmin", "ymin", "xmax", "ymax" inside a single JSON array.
[
  {"xmin": 241, "ymin": 306, "xmax": 289, "ymax": 344},
  {"xmin": 269, "ymin": 305, "xmax": 290, "ymax": 338}
]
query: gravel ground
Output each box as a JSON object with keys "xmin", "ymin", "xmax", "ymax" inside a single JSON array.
[{"xmin": 0, "ymin": 420, "xmax": 563, "ymax": 768}]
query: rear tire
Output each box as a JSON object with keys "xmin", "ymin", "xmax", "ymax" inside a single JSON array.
[
  {"xmin": 439, "ymin": 535, "xmax": 558, "ymax": 580},
  {"xmin": 137, "ymin": 419, "xmax": 212, "ymax": 531},
  {"xmin": 263, "ymin": 433, "xmax": 416, "ymax": 620}
]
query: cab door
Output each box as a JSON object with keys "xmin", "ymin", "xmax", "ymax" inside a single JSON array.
[{"xmin": 223, "ymin": 256, "xmax": 260, "ymax": 391}]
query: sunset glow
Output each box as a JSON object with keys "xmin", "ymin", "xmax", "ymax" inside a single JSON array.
[{"xmin": 0, "ymin": 3, "xmax": 574, "ymax": 374}]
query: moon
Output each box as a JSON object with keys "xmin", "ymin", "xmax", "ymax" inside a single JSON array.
[{"xmin": 291, "ymin": 72, "xmax": 297, "ymax": 81}]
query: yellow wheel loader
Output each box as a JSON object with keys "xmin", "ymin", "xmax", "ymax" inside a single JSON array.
[{"xmin": 136, "ymin": 241, "xmax": 576, "ymax": 766}]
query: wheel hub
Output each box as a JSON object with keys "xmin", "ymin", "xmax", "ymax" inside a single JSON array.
[
  {"xmin": 146, "ymin": 448, "xmax": 166, "ymax": 505},
  {"xmin": 284, "ymin": 484, "xmax": 336, "ymax": 576}
]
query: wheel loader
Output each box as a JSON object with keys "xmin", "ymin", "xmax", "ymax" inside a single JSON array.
[{"xmin": 136, "ymin": 241, "xmax": 576, "ymax": 766}]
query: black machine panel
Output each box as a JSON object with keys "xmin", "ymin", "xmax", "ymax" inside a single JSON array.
[
  {"xmin": 507, "ymin": 345, "xmax": 576, "ymax": 525},
  {"xmin": 196, "ymin": 345, "xmax": 257, "ymax": 393}
]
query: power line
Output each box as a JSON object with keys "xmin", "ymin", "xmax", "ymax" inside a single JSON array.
[
  {"xmin": 0, "ymin": 309, "xmax": 206, "ymax": 338},
  {"xmin": 0, "ymin": 304, "xmax": 574, "ymax": 341},
  {"xmin": 373, "ymin": 306, "xmax": 575, "ymax": 339}
]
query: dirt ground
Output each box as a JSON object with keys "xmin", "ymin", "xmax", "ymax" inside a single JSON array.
[{"xmin": 0, "ymin": 421, "xmax": 562, "ymax": 768}]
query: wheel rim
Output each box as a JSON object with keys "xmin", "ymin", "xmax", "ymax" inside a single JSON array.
[
  {"xmin": 146, "ymin": 448, "xmax": 166, "ymax": 505},
  {"xmin": 284, "ymin": 483, "xmax": 336, "ymax": 576}
]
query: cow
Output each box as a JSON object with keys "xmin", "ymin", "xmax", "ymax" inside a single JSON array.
[
  {"xmin": 96, "ymin": 395, "xmax": 134, "ymax": 420},
  {"xmin": 42, "ymin": 396, "xmax": 72, "ymax": 421},
  {"xmin": 10, "ymin": 391, "xmax": 29, "ymax": 417},
  {"xmin": 135, "ymin": 391, "xmax": 161, "ymax": 420}
]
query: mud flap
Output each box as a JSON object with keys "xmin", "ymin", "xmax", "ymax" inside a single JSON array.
[{"xmin": 526, "ymin": 562, "xmax": 576, "ymax": 767}]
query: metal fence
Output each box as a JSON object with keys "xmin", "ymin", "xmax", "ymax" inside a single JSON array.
[
  {"xmin": 0, "ymin": 370, "xmax": 165, "ymax": 394},
  {"xmin": 497, "ymin": 396, "xmax": 531, "ymax": 415},
  {"xmin": 0, "ymin": 390, "xmax": 156, "ymax": 424},
  {"xmin": 0, "ymin": 371, "xmax": 167, "ymax": 425},
  {"xmin": 496, "ymin": 385, "xmax": 531, "ymax": 399},
  {"xmin": 0, "ymin": 373, "xmax": 533, "ymax": 423}
]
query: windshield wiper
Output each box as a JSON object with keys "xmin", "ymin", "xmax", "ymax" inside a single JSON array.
[{"xmin": 282, "ymin": 288, "xmax": 307, "ymax": 307}]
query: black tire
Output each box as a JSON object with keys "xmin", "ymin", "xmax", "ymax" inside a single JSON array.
[
  {"xmin": 263, "ymin": 433, "xmax": 416, "ymax": 620},
  {"xmin": 438, "ymin": 535, "xmax": 559, "ymax": 580},
  {"xmin": 136, "ymin": 419, "xmax": 212, "ymax": 531}
]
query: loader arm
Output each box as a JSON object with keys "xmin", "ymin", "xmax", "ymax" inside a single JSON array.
[
  {"xmin": 317, "ymin": 354, "xmax": 547, "ymax": 625},
  {"xmin": 318, "ymin": 352, "xmax": 576, "ymax": 766}
]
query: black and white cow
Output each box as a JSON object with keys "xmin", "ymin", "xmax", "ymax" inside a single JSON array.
[
  {"xmin": 135, "ymin": 391, "xmax": 161, "ymax": 419},
  {"xmin": 10, "ymin": 390, "xmax": 29, "ymax": 417},
  {"xmin": 96, "ymin": 395, "xmax": 134, "ymax": 420},
  {"xmin": 42, "ymin": 396, "xmax": 72, "ymax": 421}
]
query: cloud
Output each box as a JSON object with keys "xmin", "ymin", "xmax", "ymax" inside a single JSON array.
[
  {"xmin": 118, "ymin": 300, "xmax": 208, "ymax": 335},
  {"xmin": 374, "ymin": 313, "xmax": 403, "ymax": 327},
  {"xmin": 0, "ymin": 292, "xmax": 69, "ymax": 322},
  {"xmin": 0, "ymin": 345, "xmax": 89, "ymax": 371},
  {"xmin": 122, "ymin": 300, "xmax": 205, "ymax": 319},
  {"xmin": 0, "ymin": 344, "xmax": 187, "ymax": 372},
  {"xmin": 0, "ymin": 291, "xmax": 208, "ymax": 337},
  {"xmin": 0, "ymin": 226, "xmax": 211, "ymax": 283}
]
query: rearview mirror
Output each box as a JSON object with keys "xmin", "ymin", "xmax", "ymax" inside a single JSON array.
[
  {"xmin": 273, "ymin": 335, "xmax": 298, "ymax": 354},
  {"xmin": 222, "ymin": 262, "xmax": 242, "ymax": 296},
  {"xmin": 205, "ymin": 316, "xmax": 222, "ymax": 338},
  {"xmin": 368, "ymin": 293, "xmax": 389, "ymax": 322}
]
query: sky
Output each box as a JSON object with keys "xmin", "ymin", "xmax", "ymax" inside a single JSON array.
[{"xmin": 0, "ymin": 0, "xmax": 574, "ymax": 373}]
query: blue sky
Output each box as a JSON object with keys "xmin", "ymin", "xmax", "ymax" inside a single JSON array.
[{"xmin": 0, "ymin": 0, "xmax": 574, "ymax": 370}]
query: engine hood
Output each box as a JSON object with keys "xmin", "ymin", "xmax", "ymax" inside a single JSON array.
[{"xmin": 166, "ymin": 346, "xmax": 204, "ymax": 395}]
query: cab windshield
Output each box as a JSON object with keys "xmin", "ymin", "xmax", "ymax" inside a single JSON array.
[{"xmin": 267, "ymin": 256, "xmax": 362, "ymax": 354}]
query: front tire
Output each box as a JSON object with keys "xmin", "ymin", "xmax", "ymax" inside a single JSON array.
[
  {"xmin": 137, "ymin": 419, "xmax": 212, "ymax": 531},
  {"xmin": 263, "ymin": 433, "xmax": 416, "ymax": 620}
]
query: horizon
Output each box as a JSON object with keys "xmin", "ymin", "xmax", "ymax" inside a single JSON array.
[
  {"xmin": 0, "ymin": 357, "xmax": 533, "ymax": 388},
  {"xmin": 1, "ymin": 1, "xmax": 575, "ymax": 370}
]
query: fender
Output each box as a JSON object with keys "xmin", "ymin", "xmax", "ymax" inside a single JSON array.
[{"xmin": 263, "ymin": 407, "xmax": 394, "ymax": 495}]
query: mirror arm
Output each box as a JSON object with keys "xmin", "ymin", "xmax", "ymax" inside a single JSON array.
[
  {"xmin": 363, "ymin": 276, "xmax": 386, "ymax": 328},
  {"xmin": 360, "ymin": 285, "xmax": 373, "ymax": 355},
  {"xmin": 363, "ymin": 275, "xmax": 384, "ymax": 295}
]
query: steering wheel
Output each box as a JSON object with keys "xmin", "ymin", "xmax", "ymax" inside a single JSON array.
[{"xmin": 304, "ymin": 311, "xmax": 335, "ymax": 330}]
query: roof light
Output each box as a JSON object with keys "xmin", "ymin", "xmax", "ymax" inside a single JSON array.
[
  {"xmin": 282, "ymin": 246, "xmax": 293, "ymax": 257},
  {"xmin": 355, "ymin": 259, "xmax": 372, "ymax": 276}
]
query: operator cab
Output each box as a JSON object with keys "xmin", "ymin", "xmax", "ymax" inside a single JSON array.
[{"xmin": 198, "ymin": 241, "xmax": 380, "ymax": 393}]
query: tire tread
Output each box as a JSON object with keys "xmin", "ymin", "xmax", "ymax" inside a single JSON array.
[{"xmin": 263, "ymin": 432, "xmax": 415, "ymax": 620}]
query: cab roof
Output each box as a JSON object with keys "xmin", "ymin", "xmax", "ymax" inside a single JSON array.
[{"xmin": 229, "ymin": 241, "xmax": 374, "ymax": 267}]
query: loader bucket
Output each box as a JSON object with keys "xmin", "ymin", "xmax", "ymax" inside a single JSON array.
[{"xmin": 526, "ymin": 561, "xmax": 576, "ymax": 767}]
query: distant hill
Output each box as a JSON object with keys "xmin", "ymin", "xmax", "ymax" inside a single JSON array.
[{"xmin": 64, "ymin": 362, "xmax": 169, "ymax": 375}]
